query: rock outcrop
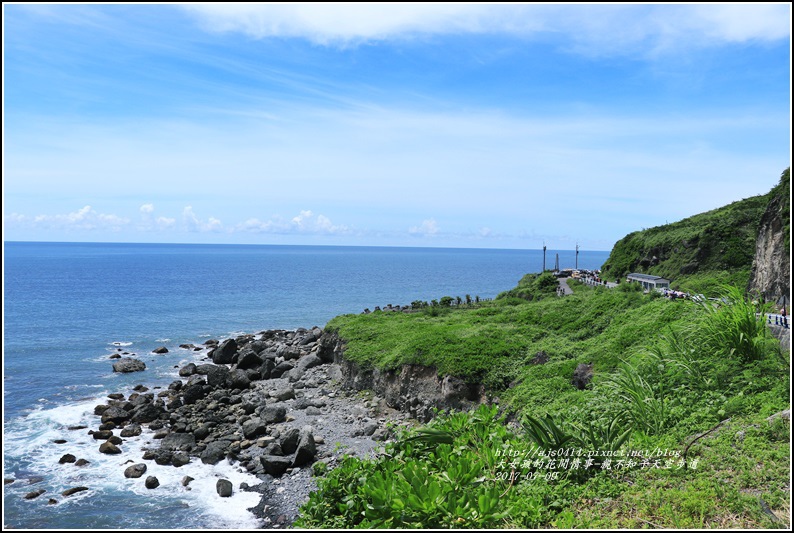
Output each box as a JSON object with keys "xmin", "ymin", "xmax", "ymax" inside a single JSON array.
[{"xmin": 748, "ymin": 168, "xmax": 790, "ymax": 305}]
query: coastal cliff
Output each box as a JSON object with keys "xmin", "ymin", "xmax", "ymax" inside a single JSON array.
[
  {"xmin": 747, "ymin": 168, "xmax": 791, "ymax": 304},
  {"xmin": 600, "ymin": 168, "xmax": 789, "ymax": 295}
]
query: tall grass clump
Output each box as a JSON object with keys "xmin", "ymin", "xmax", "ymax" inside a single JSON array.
[
  {"xmin": 699, "ymin": 285, "xmax": 776, "ymax": 363},
  {"xmin": 602, "ymin": 361, "xmax": 670, "ymax": 436}
]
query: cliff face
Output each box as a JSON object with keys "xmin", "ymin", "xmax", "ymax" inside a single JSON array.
[{"xmin": 748, "ymin": 169, "xmax": 790, "ymax": 305}]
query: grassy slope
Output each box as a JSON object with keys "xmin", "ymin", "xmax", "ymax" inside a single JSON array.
[
  {"xmin": 326, "ymin": 283, "xmax": 693, "ymax": 394},
  {"xmin": 311, "ymin": 284, "xmax": 789, "ymax": 528},
  {"xmin": 308, "ymin": 176, "xmax": 791, "ymax": 528},
  {"xmin": 599, "ymin": 192, "xmax": 771, "ymax": 295}
]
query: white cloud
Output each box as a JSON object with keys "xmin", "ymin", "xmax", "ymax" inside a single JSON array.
[
  {"xmin": 139, "ymin": 203, "xmax": 154, "ymax": 214},
  {"xmin": 7, "ymin": 205, "xmax": 130, "ymax": 232},
  {"xmin": 409, "ymin": 218, "xmax": 439, "ymax": 237},
  {"xmin": 156, "ymin": 216, "xmax": 176, "ymax": 229},
  {"xmin": 182, "ymin": 206, "xmax": 224, "ymax": 233},
  {"xmin": 182, "ymin": 4, "xmax": 790, "ymax": 52},
  {"xmin": 237, "ymin": 210, "xmax": 350, "ymax": 235}
]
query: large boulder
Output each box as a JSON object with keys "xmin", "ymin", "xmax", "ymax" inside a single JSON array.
[
  {"xmin": 279, "ymin": 428, "xmax": 300, "ymax": 455},
  {"xmin": 99, "ymin": 441, "xmax": 121, "ymax": 454},
  {"xmin": 571, "ymin": 363, "xmax": 594, "ymax": 390},
  {"xmin": 216, "ymin": 479, "xmax": 233, "ymax": 497},
  {"xmin": 211, "ymin": 339, "xmax": 238, "ymax": 365},
  {"xmin": 200, "ymin": 441, "xmax": 229, "ymax": 465},
  {"xmin": 145, "ymin": 476, "xmax": 160, "ymax": 489},
  {"xmin": 131, "ymin": 402, "xmax": 163, "ymax": 424},
  {"xmin": 227, "ymin": 369, "xmax": 250, "ymax": 390},
  {"xmin": 205, "ymin": 366, "xmax": 230, "ymax": 389},
  {"xmin": 160, "ymin": 432, "xmax": 196, "ymax": 452},
  {"xmin": 120, "ymin": 424, "xmax": 142, "ymax": 437},
  {"xmin": 179, "ymin": 363, "xmax": 197, "ymax": 377},
  {"xmin": 124, "ymin": 463, "xmax": 147, "ymax": 479},
  {"xmin": 293, "ymin": 426, "xmax": 316, "ymax": 467},
  {"xmin": 112, "ymin": 358, "xmax": 146, "ymax": 373},
  {"xmin": 297, "ymin": 354, "xmax": 323, "ymax": 372},
  {"xmin": 259, "ymin": 405, "xmax": 286, "ymax": 425},
  {"xmin": 260, "ymin": 455, "xmax": 292, "ymax": 477},
  {"xmin": 270, "ymin": 361, "xmax": 294, "ymax": 379},
  {"xmin": 236, "ymin": 348, "xmax": 262, "ymax": 370},
  {"xmin": 153, "ymin": 346, "xmax": 169, "ymax": 354},
  {"xmin": 242, "ymin": 418, "xmax": 267, "ymax": 440},
  {"xmin": 62, "ymin": 486, "xmax": 89, "ymax": 497},
  {"xmin": 100, "ymin": 407, "xmax": 132, "ymax": 425},
  {"xmin": 181, "ymin": 383, "xmax": 209, "ymax": 405}
]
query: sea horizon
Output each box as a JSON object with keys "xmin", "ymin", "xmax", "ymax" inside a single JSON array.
[{"xmin": 3, "ymin": 241, "xmax": 610, "ymax": 528}]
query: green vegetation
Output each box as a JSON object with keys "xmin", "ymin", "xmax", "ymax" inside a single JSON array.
[
  {"xmin": 306, "ymin": 284, "xmax": 789, "ymax": 528},
  {"xmin": 599, "ymin": 176, "xmax": 788, "ymax": 293},
  {"xmin": 303, "ymin": 174, "xmax": 790, "ymax": 528},
  {"xmin": 326, "ymin": 286, "xmax": 694, "ymax": 393},
  {"xmin": 496, "ymin": 271, "xmax": 559, "ymax": 301}
]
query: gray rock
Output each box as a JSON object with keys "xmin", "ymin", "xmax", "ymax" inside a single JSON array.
[
  {"xmin": 74, "ymin": 459, "xmax": 90, "ymax": 467},
  {"xmin": 124, "ymin": 463, "xmax": 147, "ymax": 479},
  {"xmin": 260, "ymin": 405, "xmax": 286, "ymax": 424},
  {"xmin": 572, "ymin": 363, "xmax": 594, "ymax": 390},
  {"xmin": 260, "ymin": 455, "xmax": 292, "ymax": 477},
  {"xmin": 205, "ymin": 366, "xmax": 230, "ymax": 389},
  {"xmin": 101, "ymin": 407, "xmax": 132, "ymax": 425},
  {"xmin": 160, "ymin": 432, "xmax": 196, "ymax": 452},
  {"xmin": 145, "ymin": 476, "xmax": 160, "ymax": 489},
  {"xmin": 227, "ymin": 369, "xmax": 251, "ymax": 390},
  {"xmin": 270, "ymin": 387, "xmax": 296, "ymax": 402},
  {"xmin": 212, "ymin": 339, "xmax": 238, "ymax": 365},
  {"xmin": 58, "ymin": 454, "xmax": 77, "ymax": 464},
  {"xmin": 171, "ymin": 452, "xmax": 190, "ymax": 467},
  {"xmin": 242, "ymin": 418, "xmax": 268, "ymax": 440},
  {"xmin": 99, "ymin": 441, "xmax": 121, "ymax": 454},
  {"xmin": 236, "ymin": 348, "xmax": 262, "ymax": 370},
  {"xmin": 279, "ymin": 428, "xmax": 300, "ymax": 455},
  {"xmin": 182, "ymin": 475, "xmax": 194, "ymax": 487},
  {"xmin": 62, "ymin": 486, "xmax": 89, "ymax": 497},
  {"xmin": 131, "ymin": 402, "xmax": 163, "ymax": 424},
  {"xmin": 153, "ymin": 346, "xmax": 169, "ymax": 354},
  {"xmin": 25, "ymin": 489, "xmax": 46, "ymax": 500},
  {"xmin": 120, "ymin": 424, "xmax": 142, "ymax": 437},
  {"xmin": 270, "ymin": 361, "xmax": 294, "ymax": 379},
  {"xmin": 297, "ymin": 354, "xmax": 323, "ymax": 372},
  {"xmin": 181, "ymin": 383, "xmax": 209, "ymax": 405},
  {"xmin": 216, "ymin": 479, "xmax": 233, "ymax": 497},
  {"xmin": 200, "ymin": 441, "xmax": 229, "ymax": 465},
  {"xmin": 112, "ymin": 358, "xmax": 146, "ymax": 373},
  {"xmin": 293, "ymin": 426, "xmax": 316, "ymax": 467},
  {"xmin": 361, "ymin": 422, "xmax": 378, "ymax": 437},
  {"xmin": 305, "ymin": 406, "xmax": 322, "ymax": 416},
  {"xmin": 179, "ymin": 363, "xmax": 197, "ymax": 377}
]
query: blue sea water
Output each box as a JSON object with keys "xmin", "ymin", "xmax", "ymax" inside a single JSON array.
[{"xmin": 3, "ymin": 241, "xmax": 609, "ymax": 529}]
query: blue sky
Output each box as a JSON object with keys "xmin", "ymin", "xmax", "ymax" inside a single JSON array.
[{"xmin": 3, "ymin": 3, "xmax": 791, "ymax": 250}]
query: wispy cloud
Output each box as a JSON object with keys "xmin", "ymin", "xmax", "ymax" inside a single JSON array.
[
  {"xmin": 5, "ymin": 205, "xmax": 130, "ymax": 232},
  {"xmin": 182, "ymin": 206, "xmax": 223, "ymax": 233},
  {"xmin": 409, "ymin": 219, "xmax": 440, "ymax": 237},
  {"xmin": 237, "ymin": 210, "xmax": 351, "ymax": 236},
  {"xmin": 182, "ymin": 4, "xmax": 790, "ymax": 53}
]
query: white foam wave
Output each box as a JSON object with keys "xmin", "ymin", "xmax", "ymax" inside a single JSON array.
[
  {"xmin": 5, "ymin": 401, "xmax": 264, "ymax": 529},
  {"xmin": 110, "ymin": 342, "xmax": 133, "ymax": 347}
]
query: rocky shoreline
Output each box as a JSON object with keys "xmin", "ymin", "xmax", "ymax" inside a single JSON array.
[{"xmin": 30, "ymin": 328, "xmax": 419, "ymax": 528}]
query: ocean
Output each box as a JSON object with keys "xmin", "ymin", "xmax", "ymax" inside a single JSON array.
[{"xmin": 2, "ymin": 241, "xmax": 609, "ymax": 529}]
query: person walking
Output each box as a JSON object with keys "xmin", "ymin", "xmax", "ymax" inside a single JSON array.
[{"xmin": 781, "ymin": 304, "xmax": 788, "ymax": 328}]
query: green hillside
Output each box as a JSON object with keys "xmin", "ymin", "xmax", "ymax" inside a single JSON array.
[{"xmin": 600, "ymin": 188, "xmax": 775, "ymax": 295}]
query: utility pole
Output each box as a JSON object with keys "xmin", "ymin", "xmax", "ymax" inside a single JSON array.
[
  {"xmin": 555, "ymin": 253, "xmax": 559, "ymax": 272},
  {"xmin": 576, "ymin": 243, "xmax": 579, "ymax": 270},
  {"xmin": 543, "ymin": 242, "xmax": 547, "ymax": 272}
]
